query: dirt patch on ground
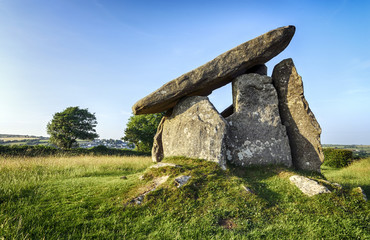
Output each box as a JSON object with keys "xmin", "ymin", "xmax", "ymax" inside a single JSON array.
[{"xmin": 218, "ymin": 218, "xmax": 237, "ymax": 229}]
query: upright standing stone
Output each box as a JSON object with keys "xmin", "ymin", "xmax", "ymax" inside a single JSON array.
[
  {"xmin": 272, "ymin": 58, "xmax": 324, "ymax": 172},
  {"xmin": 161, "ymin": 96, "xmax": 228, "ymax": 170},
  {"xmin": 226, "ymin": 74, "xmax": 292, "ymax": 167}
]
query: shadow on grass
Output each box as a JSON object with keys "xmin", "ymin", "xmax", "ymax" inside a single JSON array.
[{"xmin": 227, "ymin": 162, "xmax": 327, "ymax": 207}]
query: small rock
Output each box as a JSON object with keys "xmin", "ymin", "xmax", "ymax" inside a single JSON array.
[
  {"xmin": 120, "ymin": 176, "xmax": 128, "ymax": 180},
  {"xmin": 319, "ymin": 179, "xmax": 342, "ymax": 189},
  {"xmin": 139, "ymin": 175, "xmax": 145, "ymax": 181},
  {"xmin": 149, "ymin": 162, "xmax": 181, "ymax": 169},
  {"xmin": 174, "ymin": 175, "xmax": 191, "ymax": 188},
  {"xmin": 353, "ymin": 187, "xmax": 367, "ymax": 201},
  {"xmin": 242, "ymin": 185, "xmax": 254, "ymax": 194},
  {"xmin": 289, "ymin": 175, "xmax": 330, "ymax": 197},
  {"xmin": 128, "ymin": 176, "xmax": 170, "ymax": 205},
  {"xmin": 153, "ymin": 175, "xmax": 170, "ymax": 186},
  {"xmin": 332, "ymin": 182, "xmax": 342, "ymax": 189},
  {"xmin": 131, "ymin": 195, "xmax": 144, "ymax": 205}
]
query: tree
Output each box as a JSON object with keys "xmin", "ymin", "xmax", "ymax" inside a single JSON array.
[
  {"xmin": 47, "ymin": 107, "xmax": 99, "ymax": 149},
  {"xmin": 123, "ymin": 113, "xmax": 164, "ymax": 152}
]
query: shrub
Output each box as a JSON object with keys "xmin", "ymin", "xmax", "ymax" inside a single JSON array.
[
  {"xmin": 323, "ymin": 148, "xmax": 353, "ymax": 168},
  {"xmin": 0, "ymin": 145, "xmax": 150, "ymax": 158}
]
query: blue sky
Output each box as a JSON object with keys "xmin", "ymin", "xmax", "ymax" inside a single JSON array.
[{"xmin": 1, "ymin": 0, "xmax": 369, "ymax": 144}]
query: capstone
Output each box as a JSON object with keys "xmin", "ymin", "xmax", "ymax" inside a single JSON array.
[{"xmin": 133, "ymin": 26, "xmax": 295, "ymax": 115}]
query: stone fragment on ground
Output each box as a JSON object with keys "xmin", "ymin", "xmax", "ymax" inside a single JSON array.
[
  {"xmin": 160, "ymin": 96, "xmax": 228, "ymax": 170},
  {"xmin": 272, "ymin": 58, "xmax": 324, "ymax": 172},
  {"xmin": 332, "ymin": 183, "xmax": 342, "ymax": 188},
  {"xmin": 226, "ymin": 73, "xmax": 292, "ymax": 167},
  {"xmin": 149, "ymin": 162, "xmax": 182, "ymax": 168},
  {"xmin": 133, "ymin": 26, "xmax": 296, "ymax": 115},
  {"xmin": 174, "ymin": 175, "xmax": 191, "ymax": 188},
  {"xmin": 129, "ymin": 176, "xmax": 169, "ymax": 205},
  {"xmin": 242, "ymin": 185, "xmax": 254, "ymax": 194},
  {"xmin": 120, "ymin": 176, "xmax": 127, "ymax": 180},
  {"xmin": 289, "ymin": 175, "xmax": 330, "ymax": 197},
  {"xmin": 318, "ymin": 179, "xmax": 342, "ymax": 189},
  {"xmin": 353, "ymin": 187, "xmax": 367, "ymax": 201}
]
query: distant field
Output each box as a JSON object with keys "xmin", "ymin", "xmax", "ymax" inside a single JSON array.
[
  {"xmin": 0, "ymin": 134, "xmax": 49, "ymax": 147},
  {"xmin": 0, "ymin": 137, "xmax": 39, "ymax": 141},
  {"xmin": 323, "ymin": 144, "xmax": 370, "ymax": 151},
  {"xmin": 323, "ymin": 144, "xmax": 370, "ymax": 158}
]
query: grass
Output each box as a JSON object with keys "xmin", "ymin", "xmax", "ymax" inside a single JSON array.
[
  {"xmin": 322, "ymin": 157, "xmax": 370, "ymax": 196},
  {"xmin": 0, "ymin": 156, "xmax": 369, "ymax": 239}
]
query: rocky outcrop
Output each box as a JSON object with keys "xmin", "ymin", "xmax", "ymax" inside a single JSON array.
[
  {"xmin": 289, "ymin": 175, "xmax": 330, "ymax": 196},
  {"xmin": 226, "ymin": 74, "xmax": 292, "ymax": 167},
  {"xmin": 161, "ymin": 96, "xmax": 228, "ymax": 170},
  {"xmin": 272, "ymin": 58, "xmax": 324, "ymax": 172},
  {"xmin": 133, "ymin": 26, "xmax": 296, "ymax": 115}
]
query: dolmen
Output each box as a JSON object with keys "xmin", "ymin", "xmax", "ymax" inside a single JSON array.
[{"xmin": 132, "ymin": 25, "xmax": 324, "ymax": 172}]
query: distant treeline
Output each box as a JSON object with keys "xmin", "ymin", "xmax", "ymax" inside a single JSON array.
[{"xmin": 0, "ymin": 145, "xmax": 150, "ymax": 158}]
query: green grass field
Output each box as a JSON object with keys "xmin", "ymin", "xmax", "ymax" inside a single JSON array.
[{"xmin": 0, "ymin": 156, "xmax": 369, "ymax": 239}]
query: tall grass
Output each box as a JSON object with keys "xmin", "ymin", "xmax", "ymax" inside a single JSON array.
[
  {"xmin": 322, "ymin": 157, "xmax": 370, "ymax": 195},
  {"xmin": 0, "ymin": 156, "xmax": 368, "ymax": 239}
]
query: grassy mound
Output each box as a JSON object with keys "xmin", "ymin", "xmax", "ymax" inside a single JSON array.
[{"xmin": 0, "ymin": 156, "xmax": 368, "ymax": 239}]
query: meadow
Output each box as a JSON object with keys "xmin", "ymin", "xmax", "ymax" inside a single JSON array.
[{"xmin": 0, "ymin": 156, "xmax": 369, "ymax": 239}]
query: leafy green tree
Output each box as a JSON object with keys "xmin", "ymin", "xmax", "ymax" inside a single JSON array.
[
  {"xmin": 47, "ymin": 107, "xmax": 99, "ymax": 149},
  {"xmin": 123, "ymin": 113, "xmax": 164, "ymax": 152}
]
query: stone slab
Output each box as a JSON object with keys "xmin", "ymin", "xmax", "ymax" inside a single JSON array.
[
  {"xmin": 133, "ymin": 26, "xmax": 295, "ymax": 115},
  {"xmin": 289, "ymin": 175, "xmax": 330, "ymax": 197}
]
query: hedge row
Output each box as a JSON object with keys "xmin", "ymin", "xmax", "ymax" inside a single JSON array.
[
  {"xmin": 0, "ymin": 145, "xmax": 150, "ymax": 158},
  {"xmin": 323, "ymin": 148, "xmax": 353, "ymax": 168}
]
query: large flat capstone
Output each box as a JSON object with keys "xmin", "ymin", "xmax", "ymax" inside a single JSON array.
[
  {"xmin": 226, "ymin": 74, "xmax": 292, "ymax": 167},
  {"xmin": 133, "ymin": 26, "xmax": 296, "ymax": 115},
  {"xmin": 160, "ymin": 96, "xmax": 228, "ymax": 170},
  {"xmin": 272, "ymin": 58, "xmax": 324, "ymax": 172}
]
